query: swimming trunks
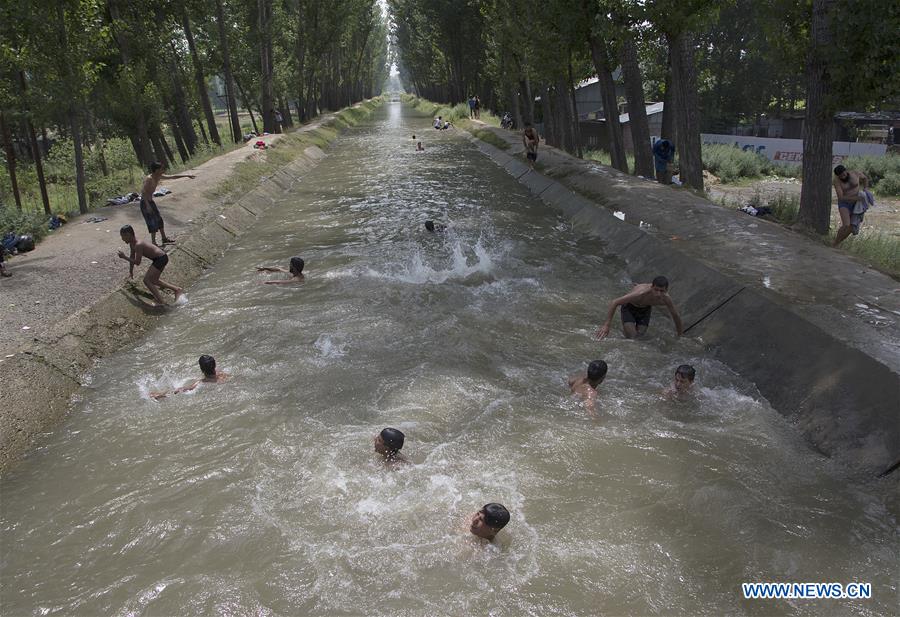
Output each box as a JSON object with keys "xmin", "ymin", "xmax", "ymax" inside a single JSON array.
[
  {"xmin": 150, "ymin": 253, "xmax": 169, "ymax": 272},
  {"xmin": 140, "ymin": 197, "xmax": 164, "ymax": 234},
  {"xmin": 837, "ymin": 200, "xmax": 856, "ymax": 212},
  {"xmin": 527, "ymin": 152, "xmax": 537, "ymax": 161},
  {"xmin": 621, "ymin": 303, "xmax": 652, "ymax": 327}
]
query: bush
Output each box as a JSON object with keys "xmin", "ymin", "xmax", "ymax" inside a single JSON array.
[
  {"xmin": 583, "ymin": 150, "xmax": 636, "ymax": 173},
  {"xmin": 0, "ymin": 208, "xmax": 50, "ymax": 243},
  {"xmin": 702, "ymin": 144, "xmax": 770, "ymax": 182},
  {"xmin": 877, "ymin": 171, "xmax": 900, "ymax": 196}
]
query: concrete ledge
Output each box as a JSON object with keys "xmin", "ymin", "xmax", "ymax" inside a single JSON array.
[{"xmin": 465, "ymin": 127, "xmax": 899, "ymax": 475}]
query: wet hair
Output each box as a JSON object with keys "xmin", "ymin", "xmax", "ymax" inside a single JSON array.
[
  {"xmin": 379, "ymin": 427, "xmax": 405, "ymax": 452},
  {"xmin": 199, "ymin": 354, "xmax": 216, "ymax": 377},
  {"xmin": 834, "ymin": 165, "xmax": 846, "ymax": 176},
  {"xmin": 675, "ymin": 364, "xmax": 696, "ymax": 382},
  {"xmin": 289, "ymin": 256, "xmax": 305, "ymax": 275},
  {"xmin": 120, "ymin": 224, "xmax": 134, "ymax": 236},
  {"xmin": 481, "ymin": 503, "xmax": 510, "ymax": 530},
  {"xmin": 149, "ymin": 161, "xmax": 163, "ymax": 173},
  {"xmin": 425, "ymin": 220, "xmax": 435, "ymax": 232},
  {"xmin": 651, "ymin": 275, "xmax": 669, "ymax": 289},
  {"xmin": 412, "ymin": 134, "xmax": 416, "ymax": 139},
  {"xmin": 587, "ymin": 360, "xmax": 608, "ymax": 382}
]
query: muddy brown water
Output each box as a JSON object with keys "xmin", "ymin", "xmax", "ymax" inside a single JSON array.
[{"xmin": 1, "ymin": 104, "xmax": 896, "ymax": 616}]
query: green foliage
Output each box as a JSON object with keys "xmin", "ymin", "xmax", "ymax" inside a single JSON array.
[
  {"xmin": 0, "ymin": 208, "xmax": 50, "ymax": 243},
  {"xmin": 835, "ymin": 231, "xmax": 900, "ymax": 278},
  {"xmin": 702, "ymin": 144, "xmax": 800, "ymax": 182},
  {"xmin": 584, "ymin": 150, "xmax": 637, "ymax": 173},
  {"xmin": 470, "ymin": 129, "xmax": 509, "ymax": 150},
  {"xmin": 841, "ymin": 155, "xmax": 900, "ymax": 196}
]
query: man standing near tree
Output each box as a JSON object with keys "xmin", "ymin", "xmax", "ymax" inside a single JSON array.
[{"xmin": 832, "ymin": 164, "xmax": 870, "ymax": 247}]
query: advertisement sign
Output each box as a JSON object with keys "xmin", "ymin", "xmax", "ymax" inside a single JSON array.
[{"xmin": 700, "ymin": 134, "xmax": 887, "ymax": 165}]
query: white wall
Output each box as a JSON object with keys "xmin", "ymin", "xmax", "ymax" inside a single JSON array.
[{"xmin": 700, "ymin": 134, "xmax": 887, "ymax": 165}]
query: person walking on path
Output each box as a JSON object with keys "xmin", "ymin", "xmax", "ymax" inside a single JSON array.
[
  {"xmin": 117, "ymin": 224, "xmax": 183, "ymax": 306},
  {"xmin": 474, "ymin": 95, "xmax": 481, "ymax": 119},
  {"xmin": 523, "ymin": 123, "xmax": 540, "ymax": 170},
  {"xmin": 652, "ymin": 139, "xmax": 675, "ymax": 184},
  {"xmin": 468, "ymin": 95, "xmax": 476, "ymax": 119},
  {"xmin": 141, "ymin": 162, "xmax": 195, "ymax": 246},
  {"xmin": 832, "ymin": 164, "xmax": 871, "ymax": 247}
]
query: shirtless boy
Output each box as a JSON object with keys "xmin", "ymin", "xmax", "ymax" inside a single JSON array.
[
  {"xmin": 467, "ymin": 503, "xmax": 510, "ymax": 542},
  {"xmin": 118, "ymin": 225, "xmax": 183, "ymax": 306},
  {"xmin": 141, "ymin": 161, "xmax": 195, "ymax": 246},
  {"xmin": 568, "ymin": 360, "xmax": 608, "ymax": 415},
  {"xmin": 256, "ymin": 256, "xmax": 305, "ymax": 284},
  {"xmin": 151, "ymin": 355, "xmax": 229, "ymax": 400},
  {"xmin": 374, "ymin": 427, "xmax": 409, "ymax": 465},
  {"xmin": 595, "ymin": 276, "xmax": 683, "ymax": 339},
  {"xmin": 664, "ymin": 364, "xmax": 696, "ymax": 399},
  {"xmin": 832, "ymin": 164, "xmax": 870, "ymax": 247},
  {"xmin": 523, "ymin": 123, "xmax": 539, "ymax": 169}
]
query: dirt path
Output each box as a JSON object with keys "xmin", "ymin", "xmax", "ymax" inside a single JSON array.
[
  {"xmin": 0, "ymin": 116, "xmax": 333, "ymax": 359},
  {"xmin": 707, "ymin": 178, "xmax": 900, "ymax": 237}
]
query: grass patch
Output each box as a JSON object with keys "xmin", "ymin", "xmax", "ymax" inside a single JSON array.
[
  {"xmin": 470, "ymin": 128, "xmax": 509, "ymax": 150},
  {"xmin": 702, "ymin": 144, "xmax": 801, "ymax": 183},
  {"xmin": 842, "ymin": 153, "xmax": 900, "ymax": 196},
  {"xmin": 832, "ymin": 230, "xmax": 900, "ymax": 277},
  {"xmin": 206, "ymin": 99, "xmax": 383, "ymax": 203},
  {"xmin": 584, "ymin": 149, "xmax": 636, "ymax": 173}
]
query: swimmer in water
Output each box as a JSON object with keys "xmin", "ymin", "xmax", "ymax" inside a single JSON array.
[
  {"xmin": 117, "ymin": 224, "xmax": 183, "ymax": 306},
  {"xmin": 374, "ymin": 427, "xmax": 409, "ymax": 465},
  {"xmin": 151, "ymin": 355, "xmax": 229, "ymax": 400},
  {"xmin": 257, "ymin": 256, "xmax": 305, "ymax": 284},
  {"xmin": 412, "ymin": 134, "xmax": 416, "ymax": 140},
  {"xmin": 664, "ymin": 364, "xmax": 696, "ymax": 399},
  {"xmin": 468, "ymin": 503, "xmax": 510, "ymax": 542},
  {"xmin": 424, "ymin": 220, "xmax": 446, "ymax": 233},
  {"xmin": 594, "ymin": 275, "xmax": 683, "ymax": 340},
  {"xmin": 568, "ymin": 359, "xmax": 608, "ymax": 415},
  {"xmin": 416, "ymin": 141, "xmax": 425, "ymax": 151}
]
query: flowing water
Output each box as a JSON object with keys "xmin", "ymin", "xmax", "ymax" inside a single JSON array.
[{"xmin": 1, "ymin": 104, "xmax": 897, "ymax": 616}]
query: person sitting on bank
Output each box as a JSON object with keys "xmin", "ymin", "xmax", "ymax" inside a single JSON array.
[
  {"xmin": 257, "ymin": 256, "xmax": 305, "ymax": 284},
  {"xmin": 652, "ymin": 139, "xmax": 675, "ymax": 184},
  {"xmin": 568, "ymin": 360, "xmax": 608, "ymax": 415},
  {"xmin": 468, "ymin": 503, "xmax": 510, "ymax": 542},
  {"xmin": 665, "ymin": 364, "xmax": 696, "ymax": 398},
  {"xmin": 151, "ymin": 354, "xmax": 229, "ymax": 400},
  {"xmin": 434, "ymin": 116, "xmax": 443, "ymax": 129},
  {"xmin": 595, "ymin": 276, "xmax": 684, "ymax": 340},
  {"xmin": 424, "ymin": 220, "xmax": 446, "ymax": 233},
  {"xmin": 117, "ymin": 224, "xmax": 183, "ymax": 306},
  {"xmin": 374, "ymin": 427, "xmax": 409, "ymax": 465}
]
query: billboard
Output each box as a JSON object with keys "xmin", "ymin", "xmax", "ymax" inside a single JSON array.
[{"xmin": 699, "ymin": 134, "xmax": 887, "ymax": 165}]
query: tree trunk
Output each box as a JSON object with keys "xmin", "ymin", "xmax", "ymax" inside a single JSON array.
[
  {"xmin": 278, "ymin": 97, "xmax": 293, "ymax": 127},
  {"xmin": 150, "ymin": 126, "xmax": 168, "ymax": 166},
  {"xmin": 158, "ymin": 126, "xmax": 175, "ymax": 163},
  {"xmin": 17, "ymin": 72, "xmax": 51, "ymax": 214},
  {"xmin": 215, "ymin": 0, "xmax": 242, "ymax": 143},
  {"xmin": 258, "ymin": 0, "xmax": 276, "ymax": 133},
  {"xmin": 70, "ymin": 107, "xmax": 88, "ymax": 214},
  {"xmin": 107, "ymin": 0, "xmax": 153, "ymax": 165},
  {"xmin": 0, "ymin": 111, "xmax": 22, "ymax": 210},
  {"xmin": 235, "ymin": 79, "xmax": 260, "ymax": 134},
  {"xmin": 196, "ymin": 114, "xmax": 209, "ymax": 144},
  {"xmin": 660, "ymin": 53, "xmax": 676, "ymax": 142},
  {"xmin": 167, "ymin": 47, "xmax": 197, "ymax": 155},
  {"xmin": 621, "ymin": 34, "xmax": 654, "ymax": 178},
  {"xmin": 798, "ymin": 0, "xmax": 835, "ymax": 234},
  {"xmin": 167, "ymin": 109, "xmax": 190, "ymax": 163},
  {"xmin": 667, "ymin": 31, "xmax": 703, "ymax": 191},
  {"xmin": 182, "ymin": 6, "xmax": 221, "ymax": 146},
  {"xmin": 521, "ymin": 76, "xmax": 534, "ymax": 124},
  {"xmin": 586, "ymin": 34, "xmax": 628, "ymax": 172},
  {"xmin": 567, "ymin": 58, "xmax": 583, "ymax": 158}
]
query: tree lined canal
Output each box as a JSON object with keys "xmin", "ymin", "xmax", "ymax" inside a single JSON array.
[{"xmin": 1, "ymin": 103, "xmax": 896, "ymax": 616}]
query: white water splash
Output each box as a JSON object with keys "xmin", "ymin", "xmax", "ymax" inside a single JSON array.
[{"xmin": 370, "ymin": 240, "xmax": 497, "ymax": 284}]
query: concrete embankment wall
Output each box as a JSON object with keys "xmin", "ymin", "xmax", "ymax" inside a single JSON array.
[
  {"xmin": 465, "ymin": 132, "xmax": 899, "ymax": 476},
  {"xmin": 0, "ymin": 102, "xmax": 381, "ymax": 474}
]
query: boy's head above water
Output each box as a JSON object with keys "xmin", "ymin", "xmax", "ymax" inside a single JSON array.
[
  {"xmin": 587, "ymin": 360, "xmax": 608, "ymax": 385},
  {"xmin": 375, "ymin": 427, "xmax": 405, "ymax": 456},
  {"xmin": 199, "ymin": 355, "xmax": 216, "ymax": 377},
  {"xmin": 674, "ymin": 364, "xmax": 696, "ymax": 392},
  {"xmin": 289, "ymin": 256, "xmax": 305, "ymax": 276},
  {"xmin": 470, "ymin": 503, "xmax": 510, "ymax": 541}
]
